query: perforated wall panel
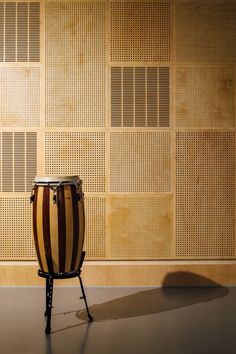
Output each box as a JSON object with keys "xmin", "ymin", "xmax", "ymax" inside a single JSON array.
[
  {"xmin": 176, "ymin": 132, "xmax": 235, "ymax": 258},
  {"xmin": 45, "ymin": 132, "xmax": 106, "ymax": 193},
  {"xmin": 109, "ymin": 195, "xmax": 173, "ymax": 258},
  {"xmin": 0, "ymin": 132, "xmax": 37, "ymax": 192},
  {"xmin": 0, "ymin": 198, "xmax": 35, "ymax": 260},
  {"xmin": 175, "ymin": 66, "xmax": 235, "ymax": 128},
  {"xmin": 175, "ymin": 2, "xmax": 236, "ymax": 62},
  {"xmin": 110, "ymin": 2, "xmax": 171, "ymax": 62},
  {"xmin": 0, "ymin": 67, "xmax": 40, "ymax": 127},
  {"xmin": 0, "ymin": 2, "xmax": 40, "ymax": 62},
  {"xmin": 111, "ymin": 67, "xmax": 170, "ymax": 127},
  {"xmin": 110, "ymin": 132, "xmax": 171, "ymax": 192},
  {"xmin": 45, "ymin": 2, "xmax": 106, "ymax": 127},
  {"xmin": 84, "ymin": 196, "xmax": 106, "ymax": 258}
]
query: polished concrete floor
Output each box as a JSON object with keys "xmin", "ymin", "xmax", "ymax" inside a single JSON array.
[{"xmin": 0, "ymin": 284, "xmax": 235, "ymax": 354}]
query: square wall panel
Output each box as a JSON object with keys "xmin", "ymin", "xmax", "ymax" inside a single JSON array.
[
  {"xmin": 175, "ymin": 2, "xmax": 236, "ymax": 62},
  {"xmin": 176, "ymin": 132, "xmax": 235, "ymax": 258},
  {"xmin": 109, "ymin": 195, "xmax": 173, "ymax": 258},
  {"xmin": 0, "ymin": 67, "xmax": 40, "ymax": 127},
  {"xmin": 110, "ymin": 2, "xmax": 171, "ymax": 62},
  {"xmin": 45, "ymin": 2, "xmax": 106, "ymax": 127},
  {"xmin": 175, "ymin": 66, "xmax": 235, "ymax": 128},
  {"xmin": 45, "ymin": 132, "xmax": 106, "ymax": 193},
  {"xmin": 84, "ymin": 196, "xmax": 106, "ymax": 259},
  {"xmin": 0, "ymin": 198, "xmax": 35, "ymax": 260},
  {"xmin": 110, "ymin": 132, "xmax": 171, "ymax": 192}
]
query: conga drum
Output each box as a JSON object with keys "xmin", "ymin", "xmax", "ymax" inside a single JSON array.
[{"xmin": 31, "ymin": 175, "xmax": 85, "ymax": 275}]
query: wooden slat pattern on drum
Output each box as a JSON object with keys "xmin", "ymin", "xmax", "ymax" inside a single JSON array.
[
  {"xmin": 176, "ymin": 132, "xmax": 235, "ymax": 258},
  {"xmin": 109, "ymin": 195, "xmax": 173, "ymax": 258},
  {"xmin": 0, "ymin": 2, "xmax": 40, "ymax": 62},
  {"xmin": 0, "ymin": 197, "xmax": 35, "ymax": 260},
  {"xmin": 84, "ymin": 196, "xmax": 106, "ymax": 259},
  {"xmin": 0, "ymin": 67, "xmax": 40, "ymax": 127},
  {"xmin": 110, "ymin": 2, "xmax": 171, "ymax": 62},
  {"xmin": 175, "ymin": 2, "xmax": 236, "ymax": 62},
  {"xmin": 175, "ymin": 66, "xmax": 235, "ymax": 128},
  {"xmin": 111, "ymin": 66, "xmax": 170, "ymax": 128},
  {"xmin": 45, "ymin": 132, "xmax": 106, "ymax": 193},
  {"xmin": 49, "ymin": 187, "xmax": 59, "ymax": 273},
  {"xmin": 45, "ymin": 1, "xmax": 106, "ymax": 127},
  {"xmin": 64, "ymin": 186, "xmax": 73, "ymax": 273},
  {"xmin": 110, "ymin": 132, "xmax": 171, "ymax": 192},
  {"xmin": 36, "ymin": 187, "xmax": 49, "ymax": 272}
]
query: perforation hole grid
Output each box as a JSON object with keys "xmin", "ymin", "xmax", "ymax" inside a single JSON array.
[
  {"xmin": 45, "ymin": 2, "xmax": 106, "ymax": 127},
  {"xmin": 84, "ymin": 196, "xmax": 106, "ymax": 258},
  {"xmin": 0, "ymin": 67, "xmax": 40, "ymax": 127},
  {"xmin": 175, "ymin": 66, "xmax": 235, "ymax": 128},
  {"xmin": 110, "ymin": 195, "xmax": 173, "ymax": 258},
  {"xmin": 0, "ymin": 198, "xmax": 35, "ymax": 260},
  {"xmin": 45, "ymin": 132, "xmax": 106, "ymax": 193},
  {"xmin": 110, "ymin": 132, "xmax": 171, "ymax": 192},
  {"xmin": 110, "ymin": 2, "xmax": 171, "ymax": 62},
  {"xmin": 176, "ymin": 132, "xmax": 235, "ymax": 258}
]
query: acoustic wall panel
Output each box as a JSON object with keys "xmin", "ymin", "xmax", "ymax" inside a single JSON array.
[
  {"xmin": 0, "ymin": 2, "xmax": 40, "ymax": 62},
  {"xmin": 175, "ymin": 66, "xmax": 235, "ymax": 128},
  {"xmin": 110, "ymin": 132, "xmax": 171, "ymax": 192},
  {"xmin": 0, "ymin": 198, "xmax": 35, "ymax": 260},
  {"xmin": 110, "ymin": 2, "xmax": 171, "ymax": 62},
  {"xmin": 109, "ymin": 195, "xmax": 173, "ymax": 258},
  {"xmin": 84, "ymin": 196, "xmax": 106, "ymax": 258},
  {"xmin": 45, "ymin": 2, "xmax": 106, "ymax": 127},
  {"xmin": 176, "ymin": 132, "xmax": 235, "ymax": 258},
  {"xmin": 45, "ymin": 132, "xmax": 106, "ymax": 193},
  {"xmin": 175, "ymin": 2, "xmax": 236, "ymax": 62},
  {"xmin": 0, "ymin": 67, "xmax": 40, "ymax": 127},
  {"xmin": 0, "ymin": 132, "xmax": 37, "ymax": 192},
  {"xmin": 111, "ymin": 67, "xmax": 170, "ymax": 127}
]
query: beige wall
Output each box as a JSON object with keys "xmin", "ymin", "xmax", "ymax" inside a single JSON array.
[{"xmin": 0, "ymin": 0, "xmax": 235, "ymax": 285}]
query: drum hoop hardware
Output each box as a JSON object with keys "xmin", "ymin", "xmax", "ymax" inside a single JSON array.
[{"xmin": 30, "ymin": 179, "xmax": 84, "ymax": 204}]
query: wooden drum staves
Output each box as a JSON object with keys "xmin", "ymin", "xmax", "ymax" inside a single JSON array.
[{"xmin": 31, "ymin": 175, "xmax": 85, "ymax": 275}]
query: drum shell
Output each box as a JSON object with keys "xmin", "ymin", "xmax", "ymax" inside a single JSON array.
[{"xmin": 32, "ymin": 184, "xmax": 85, "ymax": 274}]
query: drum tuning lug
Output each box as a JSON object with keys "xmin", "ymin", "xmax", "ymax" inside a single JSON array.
[
  {"xmin": 53, "ymin": 195, "xmax": 57, "ymax": 204},
  {"xmin": 30, "ymin": 195, "xmax": 34, "ymax": 203}
]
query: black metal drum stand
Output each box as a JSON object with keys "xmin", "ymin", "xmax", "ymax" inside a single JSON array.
[{"xmin": 38, "ymin": 251, "xmax": 93, "ymax": 335}]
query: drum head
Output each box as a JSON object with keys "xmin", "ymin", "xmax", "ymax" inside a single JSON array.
[{"xmin": 33, "ymin": 175, "xmax": 81, "ymax": 185}]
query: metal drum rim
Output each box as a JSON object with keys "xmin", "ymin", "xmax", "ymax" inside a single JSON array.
[{"xmin": 33, "ymin": 175, "xmax": 81, "ymax": 185}]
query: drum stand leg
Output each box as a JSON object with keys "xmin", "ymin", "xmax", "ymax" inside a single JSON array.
[
  {"xmin": 78, "ymin": 251, "xmax": 93, "ymax": 322},
  {"xmin": 78, "ymin": 273, "xmax": 93, "ymax": 322},
  {"xmin": 45, "ymin": 276, "xmax": 54, "ymax": 335}
]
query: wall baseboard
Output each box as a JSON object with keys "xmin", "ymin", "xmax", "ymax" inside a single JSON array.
[{"xmin": 0, "ymin": 261, "xmax": 236, "ymax": 286}]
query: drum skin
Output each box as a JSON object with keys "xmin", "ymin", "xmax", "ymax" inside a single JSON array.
[{"xmin": 32, "ymin": 184, "xmax": 85, "ymax": 274}]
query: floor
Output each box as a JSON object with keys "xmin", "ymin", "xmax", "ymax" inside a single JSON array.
[{"xmin": 0, "ymin": 285, "xmax": 235, "ymax": 354}]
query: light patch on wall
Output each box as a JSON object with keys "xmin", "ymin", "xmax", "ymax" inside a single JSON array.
[
  {"xmin": 175, "ymin": 66, "xmax": 235, "ymax": 128},
  {"xmin": 0, "ymin": 67, "xmax": 40, "ymax": 127},
  {"xmin": 109, "ymin": 195, "xmax": 173, "ymax": 258}
]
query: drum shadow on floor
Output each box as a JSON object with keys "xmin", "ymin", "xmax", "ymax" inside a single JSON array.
[{"xmin": 76, "ymin": 272, "xmax": 228, "ymax": 322}]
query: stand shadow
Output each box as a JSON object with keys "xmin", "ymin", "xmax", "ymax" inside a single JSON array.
[{"xmin": 76, "ymin": 272, "xmax": 228, "ymax": 322}]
